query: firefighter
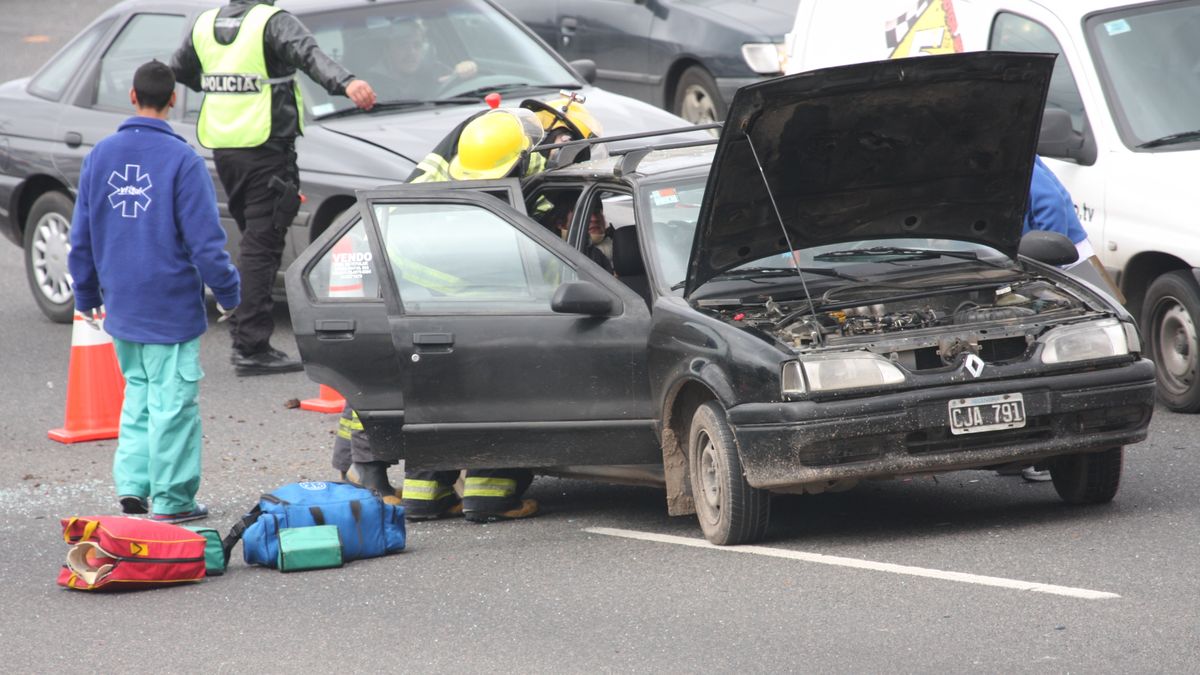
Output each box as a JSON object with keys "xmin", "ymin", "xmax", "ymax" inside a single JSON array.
[
  {"xmin": 336, "ymin": 101, "xmax": 602, "ymax": 521},
  {"xmin": 171, "ymin": 1, "xmax": 376, "ymax": 375}
]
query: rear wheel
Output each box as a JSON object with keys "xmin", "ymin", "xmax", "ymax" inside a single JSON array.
[
  {"xmin": 1141, "ymin": 270, "xmax": 1200, "ymax": 411},
  {"xmin": 688, "ymin": 401, "xmax": 769, "ymax": 545},
  {"xmin": 24, "ymin": 191, "xmax": 76, "ymax": 324},
  {"xmin": 672, "ymin": 66, "xmax": 725, "ymax": 124},
  {"xmin": 1050, "ymin": 448, "xmax": 1123, "ymax": 504}
]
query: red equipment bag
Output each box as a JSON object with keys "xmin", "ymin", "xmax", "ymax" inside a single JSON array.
[{"xmin": 57, "ymin": 516, "xmax": 207, "ymax": 591}]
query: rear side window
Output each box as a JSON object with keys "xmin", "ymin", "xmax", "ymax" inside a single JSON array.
[
  {"xmin": 28, "ymin": 19, "xmax": 113, "ymax": 101},
  {"xmin": 306, "ymin": 219, "xmax": 383, "ymax": 301},
  {"xmin": 990, "ymin": 13, "xmax": 1087, "ymax": 135},
  {"xmin": 373, "ymin": 201, "xmax": 576, "ymax": 314},
  {"xmin": 93, "ymin": 13, "xmax": 187, "ymax": 110}
]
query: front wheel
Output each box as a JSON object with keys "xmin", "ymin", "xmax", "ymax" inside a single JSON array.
[
  {"xmin": 672, "ymin": 66, "xmax": 726, "ymax": 124},
  {"xmin": 688, "ymin": 401, "xmax": 769, "ymax": 545},
  {"xmin": 1141, "ymin": 270, "xmax": 1200, "ymax": 412},
  {"xmin": 24, "ymin": 191, "xmax": 76, "ymax": 324},
  {"xmin": 1050, "ymin": 448, "xmax": 1123, "ymax": 504}
]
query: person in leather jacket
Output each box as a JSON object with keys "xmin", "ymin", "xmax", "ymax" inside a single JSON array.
[{"xmin": 171, "ymin": 0, "xmax": 376, "ymax": 375}]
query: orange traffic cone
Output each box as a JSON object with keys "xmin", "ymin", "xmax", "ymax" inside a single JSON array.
[
  {"xmin": 299, "ymin": 235, "xmax": 361, "ymax": 414},
  {"xmin": 49, "ymin": 310, "xmax": 125, "ymax": 443},
  {"xmin": 300, "ymin": 384, "xmax": 346, "ymax": 414}
]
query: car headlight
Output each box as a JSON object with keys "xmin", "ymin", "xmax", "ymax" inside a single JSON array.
[
  {"xmin": 1040, "ymin": 318, "xmax": 1130, "ymax": 364},
  {"xmin": 783, "ymin": 353, "xmax": 906, "ymax": 396},
  {"xmin": 741, "ymin": 43, "xmax": 787, "ymax": 75}
]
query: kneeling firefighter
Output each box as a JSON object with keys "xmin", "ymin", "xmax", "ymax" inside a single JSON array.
[{"xmin": 331, "ymin": 97, "xmax": 602, "ymax": 522}]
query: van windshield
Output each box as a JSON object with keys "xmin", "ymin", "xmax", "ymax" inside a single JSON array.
[{"xmin": 1086, "ymin": 2, "xmax": 1200, "ymax": 149}]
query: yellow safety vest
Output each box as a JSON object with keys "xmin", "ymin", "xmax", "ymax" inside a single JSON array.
[{"xmin": 192, "ymin": 4, "xmax": 302, "ymax": 148}]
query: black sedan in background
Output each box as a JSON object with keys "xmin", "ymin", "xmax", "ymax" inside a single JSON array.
[
  {"xmin": 495, "ymin": 0, "xmax": 796, "ymax": 123},
  {"xmin": 0, "ymin": 0, "xmax": 691, "ymax": 323}
]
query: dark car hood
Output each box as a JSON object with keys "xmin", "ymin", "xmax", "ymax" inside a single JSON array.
[
  {"xmin": 685, "ymin": 52, "xmax": 1053, "ymax": 296},
  {"xmin": 315, "ymin": 87, "xmax": 691, "ymax": 162}
]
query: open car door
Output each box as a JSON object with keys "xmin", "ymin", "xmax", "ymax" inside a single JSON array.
[{"xmin": 287, "ymin": 185, "xmax": 659, "ymax": 470}]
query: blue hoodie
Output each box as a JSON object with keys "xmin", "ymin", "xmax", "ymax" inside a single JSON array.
[
  {"xmin": 69, "ymin": 117, "xmax": 240, "ymax": 344},
  {"xmin": 1024, "ymin": 156, "xmax": 1087, "ymax": 245}
]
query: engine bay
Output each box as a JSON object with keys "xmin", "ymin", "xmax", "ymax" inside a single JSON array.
[{"xmin": 714, "ymin": 279, "xmax": 1093, "ymax": 370}]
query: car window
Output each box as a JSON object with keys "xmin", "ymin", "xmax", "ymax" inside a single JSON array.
[
  {"xmin": 301, "ymin": 0, "xmax": 578, "ymax": 116},
  {"xmin": 28, "ymin": 18, "xmax": 113, "ymax": 101},
  {"xmin": 989, "ymin": 13, "xmax": 1087, "ymax": 135},
  {"xmin": 306, "ymin": 218, "xmax": 383, "ymax": 301},
  {"xmin": 1085, "ymin": 2, "xmax": 1200, "ymax": 148},
  {"xmin": 643, "ymin": 179, "xmax": 706, "ymax": 293},
  {"xmin": 93, "ymin": 13, "xmax": 188, "ymax": 111},
  {"xmin": 373, "ymin": 201, "xmax": 576, "ymax": 313}
]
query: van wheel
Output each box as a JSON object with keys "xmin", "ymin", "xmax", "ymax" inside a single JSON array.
[
  {"xmin": 688, "ymin": 401, "xmax": 769, "ymax": 545},
  {"xmin": 673, "ymin": 66, "xmax": 725, "ymax": 124},
  {"xmin": 1050, "ymin": 448, "xmax": 1123, "ymax": 504},
  {"xmin": 24, "ymin": 191, "xmax": 76, "ymax": 324},
  {"xmin": 1141, "ymin": 271, "xmax": 1200, "ymax": 411}
]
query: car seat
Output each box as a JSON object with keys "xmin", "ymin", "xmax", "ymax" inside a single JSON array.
[{"xmin": 611, "ymin": 226, "xmax": 651, "ymax": 306}]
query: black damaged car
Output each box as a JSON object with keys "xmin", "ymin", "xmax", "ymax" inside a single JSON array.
[{"xmin": 287, "ymin": 52, "xmax": 1156, "ymax": 545}]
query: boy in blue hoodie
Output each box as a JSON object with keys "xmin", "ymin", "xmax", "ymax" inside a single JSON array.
[{"xmin": 68, "ymin": 60, "xmax": 241, "ymax": 523}]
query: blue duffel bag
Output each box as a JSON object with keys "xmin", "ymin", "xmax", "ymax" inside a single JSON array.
[{"xmin": 226, "ymin": 481, "xmax": 406, "ymax": 568}]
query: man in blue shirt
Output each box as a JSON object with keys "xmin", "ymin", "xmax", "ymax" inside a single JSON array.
[
  {"xmin": 68, "ymin": 61, "xmax": 241, "ymax": 523},
  {"xmin": 1025, "ymin": 156, "xmax": 1093, "ymax": 266}
]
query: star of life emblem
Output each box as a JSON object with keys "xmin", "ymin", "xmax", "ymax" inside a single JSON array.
[{"xmin": 107, "ymin": 163, "xmax": 152, "ymax": 218}]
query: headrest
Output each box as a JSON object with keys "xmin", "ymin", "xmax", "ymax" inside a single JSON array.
[{"xmin": 610, "ymin": 226, "xmax": 645, "ymax": 277}]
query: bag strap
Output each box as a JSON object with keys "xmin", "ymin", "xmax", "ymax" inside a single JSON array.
[
  {"xmin": 221, "ymin": 504, "xmax": 262, "ymax": 565},
  {"xmin": 309, "ymin": 506, "xmax": 326, "ymax": 525}
]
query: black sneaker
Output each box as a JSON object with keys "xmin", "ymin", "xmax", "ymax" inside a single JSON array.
[
  {"xmin": 232, "ymin": 349, "xmax": 304, "ymax": 376},
  {"xmin": 119, "ymin": 496, "xmax": 149, "ymax": 515}
]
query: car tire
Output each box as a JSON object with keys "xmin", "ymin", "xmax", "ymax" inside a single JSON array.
[
  {"xmin": 1050, "ymin": 447, "xmax": 1123, "ymax": 505},
  {"xmin": 687, "ymin": 401, "xmax": 769, "ymax": 545},
  {"xmin": 24, "ymin": 191, "xmax": 76, "ymax": 324},
  {"xmin": 1141, "ymin": 270, "xmax": 1200, "ymax": 412},
  {"xmin": 673, "ymin": 66, "xmax": 726, "ymax": 124}
]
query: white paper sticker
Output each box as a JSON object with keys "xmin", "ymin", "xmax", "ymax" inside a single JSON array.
[{"xmin": 1104, "ymin": 19, "xmax": 1132, "ymax": 36}]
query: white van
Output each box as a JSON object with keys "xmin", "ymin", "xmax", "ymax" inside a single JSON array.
[{"xmin": 785, "ymin": 0, "xmax": 1200, "ymax": 412}]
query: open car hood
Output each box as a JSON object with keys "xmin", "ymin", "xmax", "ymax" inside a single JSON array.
[{"xmin": 685, "ymin": 52, "xmax": 1053, "ymax": 296}]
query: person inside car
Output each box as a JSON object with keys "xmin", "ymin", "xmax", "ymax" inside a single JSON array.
[{"xmin": 359, "ymin": 17, "xmax": 477, "ymax": 102}]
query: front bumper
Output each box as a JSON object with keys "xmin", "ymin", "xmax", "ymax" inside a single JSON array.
[{"xmin": 729, "ymin": 358, "xmax": 1157, "ymax": 489}]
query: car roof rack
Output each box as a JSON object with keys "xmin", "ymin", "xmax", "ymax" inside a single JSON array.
[{"xmin": 532, "ymin": 122, "xmax": 722, "ymax": 173}]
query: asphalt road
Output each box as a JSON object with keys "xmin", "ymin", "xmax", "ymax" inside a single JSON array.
[{"xmin": 1, "ymin": 2, "xmax": 1198, "ymax": 672}]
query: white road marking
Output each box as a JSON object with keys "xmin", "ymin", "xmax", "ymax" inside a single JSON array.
[{"xmin": 585, "ymin": 527, "xmax": 1120, "ymax": 600}]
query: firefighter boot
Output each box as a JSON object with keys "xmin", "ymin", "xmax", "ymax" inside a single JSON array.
[
  {"xmin": 351, "ymin": 462, "xmax": 402, "ymax": 505},
  {"xmin": 402, "ymin": 470, "xmax": 463, "ymax": 520}
]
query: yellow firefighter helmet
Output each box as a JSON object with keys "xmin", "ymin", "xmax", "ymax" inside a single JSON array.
[{"xmin": 448, "ymin": 109, "xmax": 546, "ymax": 180}]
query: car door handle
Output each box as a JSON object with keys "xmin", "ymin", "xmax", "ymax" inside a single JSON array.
[
  {"xmin": 315, "ymin": 318, "xmax": 356, "ymax": 340},
  {"xmin": 413, "ymin": 332, "xmax": 454, "ymax": 353},
  {"xmin": 64, "ymin": 132, "xmax": 82, "ymax": 148},
  {"xmin": 560, "ymin": 17, "xmax": 577, "ymax": 47}
]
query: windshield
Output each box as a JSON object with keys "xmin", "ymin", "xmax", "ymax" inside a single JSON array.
[
  {"xmin": 299, "ymin": 0, "xmax": 579, "ymax": 117},
  {"xmin": 1086, "ymin": 1, "xmax": 1200, "ymax": 149},
  {"xmin": 642, "ymin": 179, "xmax": 1011, "ymax": 294}
]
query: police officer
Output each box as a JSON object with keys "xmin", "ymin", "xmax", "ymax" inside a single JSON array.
[{"xmin": 171, "ymin": 1, "xmax": 376, "ymax": 375}]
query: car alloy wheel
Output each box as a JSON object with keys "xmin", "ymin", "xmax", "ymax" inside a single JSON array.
[{"xmin": 23, "ymin": 191, "xmax": 76, "ymax": 323}]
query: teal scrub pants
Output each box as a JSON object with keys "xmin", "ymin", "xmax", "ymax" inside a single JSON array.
[{"xmin": 112, "ymin": 337, "xmax": 203, "ymax": 516}]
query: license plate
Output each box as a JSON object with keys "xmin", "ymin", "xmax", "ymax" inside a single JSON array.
[{"xmin": 948, "ymin": 393, "xmax": 1026, "ymax": 435}]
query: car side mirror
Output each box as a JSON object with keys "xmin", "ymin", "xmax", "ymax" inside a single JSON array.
[
  {"xmin": 1019, "ymin": 230, "xmax": 1079, "ymax": 267},
  {"xmin": 1038, "ymin": 108, "xmax": 1097, "ymax": 166},
  {"xmin": 569, "ymin": 59, "xmax": 597, "ymax": 84},
  {"xmin": 552, "ymin": 280, "xmax": 614, "ymax": 316}
]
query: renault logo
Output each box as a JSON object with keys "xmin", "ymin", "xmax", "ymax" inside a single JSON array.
[{"xmin": 964, "ymin": 353, "xmax": 985, "ymax": 378}]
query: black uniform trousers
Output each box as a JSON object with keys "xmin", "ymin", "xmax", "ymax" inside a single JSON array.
[{"xmin": 213, "ymin": 140, "xmax": 299, "ymax": 357}]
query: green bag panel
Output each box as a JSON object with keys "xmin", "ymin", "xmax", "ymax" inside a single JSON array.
[
  {"xmin": 278, "ymin": 525, "xmax": 343, "ymax": 573},
  {"xmin": 184, "ymin": 526, "xmax": 226, "ymax": 576}
]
